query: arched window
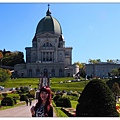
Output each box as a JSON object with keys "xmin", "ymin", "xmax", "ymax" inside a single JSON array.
[
  {"xmin": 43, "ymin": 42, "xmax": 53, "ymax": 47},
  {"xmin": 36, "ymin": 69, "xmax": 40, "ymax": 76},
  {"xmin": 59, "ymin": 69, "xmax": 63, "ymax": 77},
  {"xmin": 44, "ymin": 69, "xmax": 48, "ymax": 77},
  {"xmin": 15, "ymin": 71, "xmax": 17, "ymax": 74},
  {"xmin": 43, "ymin": 43, "xmax": 45, "ymax": 47},
  {"xmin": 46, "ymin": 42, "xmax": 49, "ymax": 47},
  {"xmin": 50, "ymin": 43, "xmax": 52, "ymax": 47},
  {"xmin": 43, "ymin": 43, "xmax": 46, "ymax": 47},
  {"xmin": 51, "ymin": 69, "xmax": 55, "ymax": 77},
  {"xmin": 21, "ymin": 73, "xmax": 24, "ymax": 77},
  {"xmin": 29, "ymin": 69, "xmax": 32, "ymax": 77}
]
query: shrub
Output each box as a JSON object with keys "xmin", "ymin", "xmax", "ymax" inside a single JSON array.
[
  {"xmin": 76, "ymin": 79, "xmax": 119, "ymax": 117},
  {"xmin": 2, "ymin": 93, "xmax": 8, "ymax": 98},
  {"xmin": 13, "ymin": 98, "xmax": 17, "ymax": 104},
  {"xmin": 27, "ymin": 89, "xmax": 35, "ymax": 98},
  {"xmin": 1, "ymin": 97, "xmax": 15, "ymax": 106},
  {"xmin": 51, "ymin": 91, "xmax": 55, "ymax": 98},
  {"xmin": 106, "ymin": 78, "xmax": 120, "ymax": 89},
  {"xmin": 16, "ymin": 90, "xmax": 22, "ymax": 94},
  {"xmin": 26, "ymin": 93, "xmax": 35, "ymax": 98},
  {"xmin": 23, "ymin": 86, "xmax": 29, "ymax": 92},
  {"xmin": 56, "ymin": 97, "xmax": 71, "ymax": 108},
  {"xmin": 8, "ymin": 93, "xmax": 20, "ymax": 100},
  {"xmin": 20, "ymin": 87, "xmax": 29, "ymax": 93},
  {"xmin": 71, "ymin": 92, "xmax": 79, "ymax": 97},
  {"xmin": 67, "ymin": 95, "xmax": 79, "ymax": 101},
  {"xmin": 53, "ymin": 95, "xmax": 61, "ymax": 102},
  {"xmin": 55, "ymin": 99, "xmax": 63, "ymax": 107},
  {"xmin": 0, "ymin": 94, "xmax": 4, "ymax": 100},
  {"xmin": 20, "ymin": 95, "xmax": 27, "ymax": 101}
]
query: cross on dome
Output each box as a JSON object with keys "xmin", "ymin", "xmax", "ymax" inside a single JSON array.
[{"xmin": 46, "ymin": 4, "xmax": 51, "ymax": 16}]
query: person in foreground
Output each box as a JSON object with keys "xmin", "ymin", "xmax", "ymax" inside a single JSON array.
[{"xmin": 30, "ymin": 86, "xmax": 53, "ymax": 117}]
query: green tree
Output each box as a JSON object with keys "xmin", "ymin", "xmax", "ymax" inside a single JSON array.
[
  {"xmin": 111, "ymin": 82, "xmax": 120, "ymax": 96},
  {"xmin": 96, "ymin": 59, "xmax": 101, "ymax": 63},
  {"xmin": 0, "ymin": 68, "xmax": 11, "ymax": 82},
  {"xmin": 0, "ymin": 52, "xmax": 3, "ymax": 59},
  {"xmin": 115, "ymin": 59, "xmax": 120, "ymax": 64},
  {"xmin": 0, "ymin": 52, "xmax": 3, "ymax": 68},
  {"xmin": 88, "ymin": 59, "xmax": 100, "ymax": 64},
  {"xmin": 106, "ymin": 78, "xmax": 120, "ymax": 90},
  {"xmin": 2, "ymin": 51, "xmax": 25, "ymax": 66},
  {"xmin": 74, "ymin": 61, "xmax": 85, "ymax": 69},
  {"xmin": 88, "ymin": 59, "xmax": 93, "ymax": 64},
  {"xmin": 111, "ymin": 69, "xmax": 119, "ymax": 76},
  {"xmin": 118, "ymin": 67, "xmax": 120, "ymax": 76},
  {"xmin": 106, "ymin": 59, "xmax": 114, "ymax": 63},
  {"xmin": 79, "ymin": 68, "xmax": 86, "ymax": 78},
  {"xmin": 13, "ymin": 51, "xmax": 25, "ymax": 65}
]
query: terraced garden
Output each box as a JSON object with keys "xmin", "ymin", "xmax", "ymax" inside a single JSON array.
[{"xmin": 0, "ymin": 77, "xmax": 120, "ymax": 117}]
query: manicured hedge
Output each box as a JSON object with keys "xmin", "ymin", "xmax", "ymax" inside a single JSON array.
[
  {"xmin": 76, "ymin": 79, "xmax": 119, "ymax": 117},
  {"xmin": 1, "ymin": 97, "xmax": 15, "ymax": 106},
  {"xmin": 53, "ymin": 95, "xmax": 61, "ymax": 102},
  {"xmin": 55, "ymin": 97, "xmax": 71, "ymax": 108},
  {"xmin": 20, "ymin": 95, "xmax": 27, "ymax": 101}
]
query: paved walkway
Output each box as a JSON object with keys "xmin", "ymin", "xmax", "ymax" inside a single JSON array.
[{"xmin": 0, "ymin": 100, "xmax": 57, "ymax": 117}]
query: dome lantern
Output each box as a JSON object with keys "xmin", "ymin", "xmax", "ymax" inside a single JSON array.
[{"xmin": 46, "ymin": 4, "xmax": 51, "ymax": 16}]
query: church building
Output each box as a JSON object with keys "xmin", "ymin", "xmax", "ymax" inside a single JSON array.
[{"xmin": 14, "ymin": 5, "xmax": 79, "ymax": 78}]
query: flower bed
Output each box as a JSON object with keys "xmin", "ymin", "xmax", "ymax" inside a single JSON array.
[
  {"xmin": 61, "ymin": 107, "xmax": 76, "ymax": 117},
  {"xmin": 16, "ymin": 101, "xmax": 25, "ymax": 105},
  {"xmin": 116, "ymin": 104, "xmax": 120, "ymax": 113},
  {"xmin": 61, "ymin": 104, "xmax": 120, "ymax": 117}
]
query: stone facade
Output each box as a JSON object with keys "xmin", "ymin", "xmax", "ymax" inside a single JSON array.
[
  {"xmin": 14, "ymin": 6, "xmax": 79, "ymax": 78},
  {"xmin": 85, "ymin": 62, "xmax": 120, "ymax": 78}
]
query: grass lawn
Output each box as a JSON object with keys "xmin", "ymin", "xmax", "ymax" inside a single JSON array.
[
  {"xmin": 71, "ymin": 100, "xmax": 78, "ymax": 108},
  {"xmin": 51, "ymin": 77, "xmax": 89, "ymax": 92},
  {"xmin": 52, "ymin": 100, "xmax": 68, "ymax": 117},
  {"xmin": 0, "ymin": 78, "xmax": 39, "ymax": 88},
  {"xmin": 0, "ymin": 77, "xmax": 89, "ymax": 92}
]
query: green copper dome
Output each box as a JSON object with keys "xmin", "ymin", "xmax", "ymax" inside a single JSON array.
[{"xmin": 36, "ymin": 7, "xmax": 62, "ymax": 35}]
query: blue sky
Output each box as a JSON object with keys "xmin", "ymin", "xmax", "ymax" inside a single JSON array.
[{"xmin": 0, "ymin": 3, "xmax": 120, "ymax": 64}]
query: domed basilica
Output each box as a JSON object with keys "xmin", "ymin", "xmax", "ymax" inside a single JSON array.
[{"xmin": 14, "ymin": 5, "xmax": 79, "ymax": 78}]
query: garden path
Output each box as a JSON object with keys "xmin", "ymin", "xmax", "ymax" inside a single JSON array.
[{"xmin": 0, "ymin": 99, "xmax": 56, "ymax": 117}]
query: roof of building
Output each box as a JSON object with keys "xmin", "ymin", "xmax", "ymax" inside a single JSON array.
[{"xmin": 36, "ymin": 5, "xmax": 62, "ymax": 35}]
